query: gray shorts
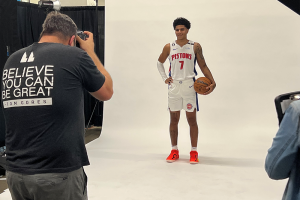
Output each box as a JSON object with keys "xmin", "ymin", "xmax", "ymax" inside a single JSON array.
[{"xmin": 6, "ymin": 168, "xmax": 88, "ymax": 200}]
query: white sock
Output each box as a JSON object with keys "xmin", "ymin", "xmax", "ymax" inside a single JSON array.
[
  {"xmin": 172, "ymin": 145, "xmax": 178, "ymax": 150},
  {"xmin": 191, "ymin": 147, "xmax": 197, "ymax": 151}
]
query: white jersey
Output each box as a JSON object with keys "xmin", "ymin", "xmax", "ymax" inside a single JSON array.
[{"xmin": 168, "ymin": 40, "xmax": 197, "ymax": 81}]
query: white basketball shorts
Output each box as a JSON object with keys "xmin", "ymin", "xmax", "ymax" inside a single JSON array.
[{"xmin": 168, "ymin": 79, "xmax": 198, "ymax": 112}]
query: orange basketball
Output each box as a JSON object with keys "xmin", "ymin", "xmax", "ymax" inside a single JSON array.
[{"xmin": 194, "ymin": 77, "xmax": 211, "ymax": 94}]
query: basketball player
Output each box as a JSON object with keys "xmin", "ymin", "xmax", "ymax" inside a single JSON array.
[{"xmin": 157, "ymin": 17, "xmax": 216, "ymax": 164}]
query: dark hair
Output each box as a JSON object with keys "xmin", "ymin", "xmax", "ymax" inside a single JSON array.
[
  {"xmin": 40, "ymin": 11, "xmax": 77, "ymax": 41},
  {"xmin": 173, "ymin": 17, "xmax": 191, "ymax": 30}
]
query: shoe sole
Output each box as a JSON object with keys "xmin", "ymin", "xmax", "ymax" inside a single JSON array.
[
  {"xmin": 190, "ymin": 161, "xmax": 199, "ymax": 164},
  {"xmin": 166, "ymin": 159, "xmax": 178, "ymax": 163}
]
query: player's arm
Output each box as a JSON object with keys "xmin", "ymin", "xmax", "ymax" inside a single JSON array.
[
  {"xmin": 76, "ymin": 31, "xmax": 113, "ymax": 101},
  {"xmin": 157, "ymin": 44, "xmax": 173, "ymax": 84},
  {"xmin": 194, "ymin": 42, "xmax": 216, "ymax": 95}
]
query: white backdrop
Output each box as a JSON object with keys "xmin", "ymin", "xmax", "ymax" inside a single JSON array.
[
  {"xmin": 98, "ymin": 0, "xmax": 300, "ymax": 199},
  {"xmin": 103, "ymin": 0, "xmax": 300, "ymax": 145}
]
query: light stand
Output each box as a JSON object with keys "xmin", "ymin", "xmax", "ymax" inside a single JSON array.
[{"xmin": 38, "ymin": 0, "xmax": 61, "ymax": 11}]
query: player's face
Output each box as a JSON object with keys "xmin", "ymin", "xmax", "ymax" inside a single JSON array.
[{"xmin": 175, "ymin": 25, "xmax": 189, "ymax": 40}]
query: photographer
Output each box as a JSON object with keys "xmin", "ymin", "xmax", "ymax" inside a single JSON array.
[
  {"xmin": 265, "ymin": 100, "xmax": 300, "ymax": 200},
  {"xmin": 1, "ymin": 11, "xmax": 113, "ymax": 200}
]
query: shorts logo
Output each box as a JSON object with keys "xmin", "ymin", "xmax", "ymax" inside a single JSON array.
[{"xmin": 187, "ymin": 103, "xmax": 193, "ymax": 110}]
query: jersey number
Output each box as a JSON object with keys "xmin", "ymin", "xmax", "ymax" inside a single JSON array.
[{"xmin": 179, "ymin": 61, "xmax": 184, "ymax": 70}]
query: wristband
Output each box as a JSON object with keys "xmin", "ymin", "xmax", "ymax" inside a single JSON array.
[{"xmin": 157, "ymin": 61, "xmax": 168, "ymax": 82}]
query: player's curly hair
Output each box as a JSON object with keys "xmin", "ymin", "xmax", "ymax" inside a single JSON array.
[{"xmin": 173, "ymin": 17, "xmax": 191, "ymax": 30}]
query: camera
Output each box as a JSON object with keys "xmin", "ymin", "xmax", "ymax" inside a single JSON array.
[
  {"xmin": 275, "ymin": 91, "xmax": 300, "ymax": 125},
  {"xmin": 38, "ymin": 0, "xmax": 61, "ymax": 11},
  {"xmin": 76, "ymin": 31, "xmax": 89, "ymax": 47},
  {"xmin": 77, "ymin": 31, "xmax": 89, "ymax": 41}
]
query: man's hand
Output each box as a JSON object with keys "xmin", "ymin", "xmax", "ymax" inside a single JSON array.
[
  {"xmin": 76, "ymin": 31, "xmax": 95, "ymax": 53},
  {"xmin": 203, "ymin": 82, "xmax": 216, "ymax": 95},
  {"xmin": 76, "ymin": 31, "xmax": 113, "ymax": 101},
  {"xmin": 165, "ymin": 77, "xmax": 173, "ymax": 85}
]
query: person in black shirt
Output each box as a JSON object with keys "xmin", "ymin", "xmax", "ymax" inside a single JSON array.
[{"xmin": 1, "ymin": 11, "xmax": 113, "ymax": 200}]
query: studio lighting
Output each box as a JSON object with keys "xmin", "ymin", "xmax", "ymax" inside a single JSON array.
[{"xmin": 38, "ymin": 0, "xmax": 61, "ymax": 11}]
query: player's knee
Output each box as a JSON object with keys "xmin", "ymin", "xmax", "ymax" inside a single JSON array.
[
  {"xmin": 170, "ymin": 114, "xmax": 180, "ymax": 124},
  {"xmin": 188, "ymin": 121, "xmax": 197, "ymax": 126},
  {"xmin": 170, "ymin": 117, "xmax": 180, "ymax": 124}
]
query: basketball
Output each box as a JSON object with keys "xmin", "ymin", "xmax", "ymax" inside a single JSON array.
[{"xmin": 194, "ymin": 77, "xmax": 211, "ymax": 94}]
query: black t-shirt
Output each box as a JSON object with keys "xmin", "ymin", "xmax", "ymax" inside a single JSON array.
[{"xmin": 1, "ymin": 43, "xmax": 105, "ymax": 174}]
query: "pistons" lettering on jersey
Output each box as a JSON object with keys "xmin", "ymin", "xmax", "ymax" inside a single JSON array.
[{"xmin": 171, "ymin": 53, "xmax": 192, "ymax": 61}]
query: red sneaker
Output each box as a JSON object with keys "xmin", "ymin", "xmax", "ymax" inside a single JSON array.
[
  {"xmin": 166, "ymin": 149, "xmax": 179, "ymax": 163},
  {"xmin": 190, "ymin": 151, "xmax": 199, "ymax": 164}
]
